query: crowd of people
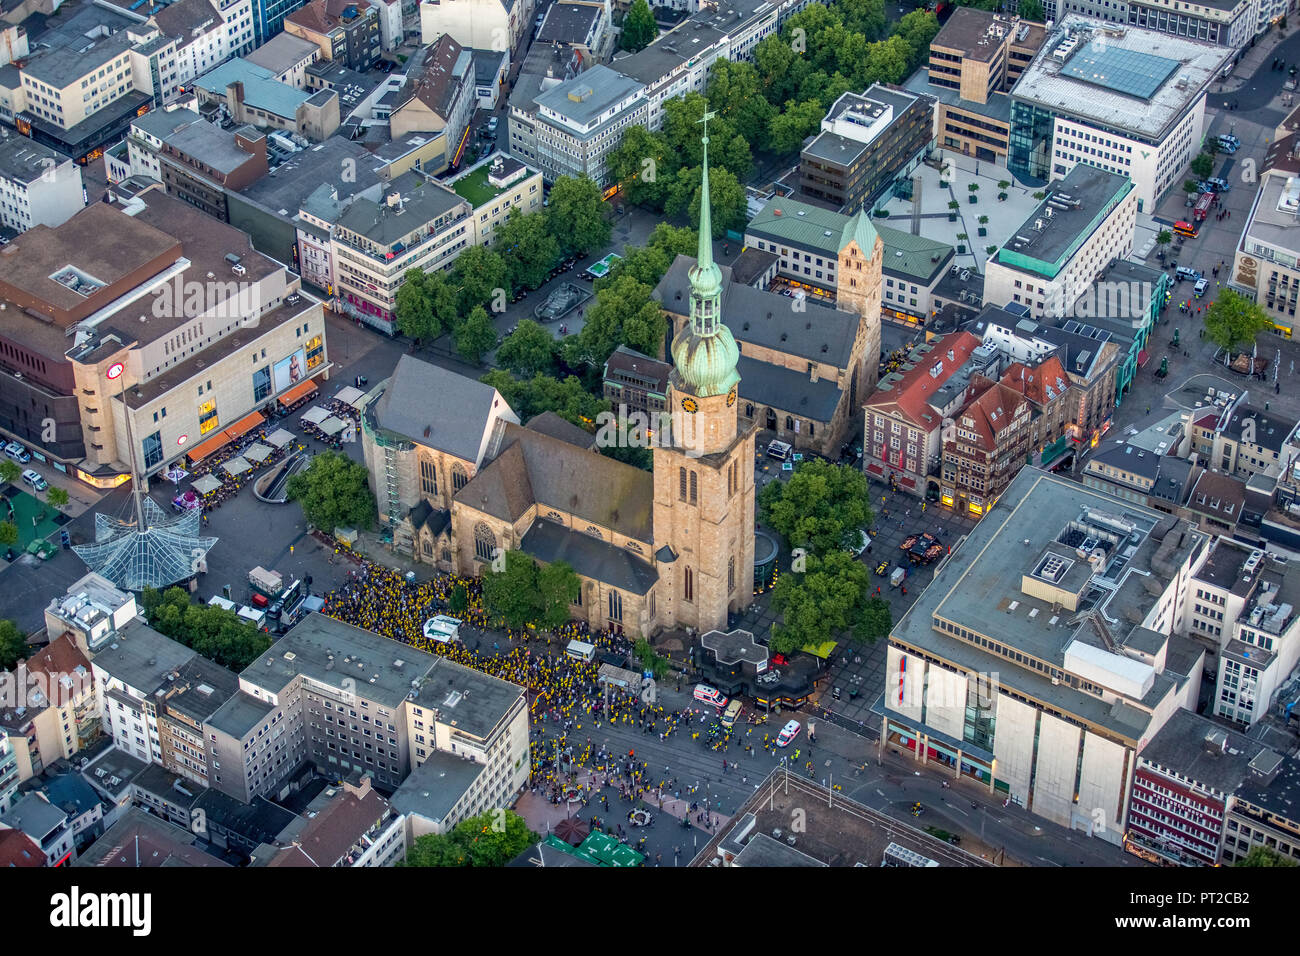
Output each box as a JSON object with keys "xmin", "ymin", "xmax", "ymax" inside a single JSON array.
[{"xmin": 187, "ymin": 425, "xmax": 297, "ymax": 513}]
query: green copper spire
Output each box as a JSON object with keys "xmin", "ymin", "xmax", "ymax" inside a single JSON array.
[{"xmin": 670, "ymin": 109, "xmax": 739, "ymax": 399}]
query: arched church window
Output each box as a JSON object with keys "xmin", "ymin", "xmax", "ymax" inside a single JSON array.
[
  {"xmin": 452, "ymin": 463, "xmax": 469, "ymax": 491},
  {"xmin": 474, "ymin": 522, "xmax": 496, "ymax": 562}
]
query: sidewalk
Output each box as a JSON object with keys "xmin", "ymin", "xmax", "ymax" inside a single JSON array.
[{"xmin": 1220, "ymin": 28, "xmax": 1291, "ymax": 94}]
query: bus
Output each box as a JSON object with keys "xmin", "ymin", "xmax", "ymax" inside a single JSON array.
[{"xmin": 1173, "ymin": 220, "xmax": 1199, "ymax": 238}]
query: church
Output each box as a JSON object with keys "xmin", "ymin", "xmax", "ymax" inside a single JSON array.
[{"xmin": 361, "ymin": 117, "xmax": 756, "ymax": 637}]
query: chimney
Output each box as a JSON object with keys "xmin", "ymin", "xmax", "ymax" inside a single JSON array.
[{"xmin": 810, "ymin": 364, "xmax": 819, "ymax": 384}]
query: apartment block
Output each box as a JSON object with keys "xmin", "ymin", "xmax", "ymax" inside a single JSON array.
[
  {"xmin": 255, "ymin": 773, "xmax": 406, "ymax": 866},
  {"xmin": 1232, "ymin": 140, "xmax": 1300, "ymax": 336},
  {"xmin": 939, "ymin": 377, "xmax": 1032, "ymax": 518},
  {"xmin": 285, "ymin": 0, "xmax": 381, "ymax": 71},
  {"xmin": 389, "ymin": 35, "xmax": 477, "ymax": 168},
  {"xmin": 1187, "ymin": 401, "xmax": 1289, "ymax": 481},
  {"xmin": 194, "ymin": 57, "xmax": 341, "ymax": 141}
]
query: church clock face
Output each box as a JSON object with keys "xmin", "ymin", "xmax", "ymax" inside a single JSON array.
[
  {"xmin": 726, "ymin": 385, "xmax": 737, "ymax": 407},
  {"xmin": 681, "ymin": 397, "xmax": 698, "ymax": 414}
]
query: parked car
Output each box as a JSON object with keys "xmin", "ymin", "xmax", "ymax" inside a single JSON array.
[
  {"xmin": 1194, "ymin": 278, "xmax": 1209, "ymax": 298},
  {"xmin": 4, "ymin": 442, "xmax": 31, "ymax": 464},
  {"xmin": 1205, "ymin": 177, "xmax": 1231, "ymax": 192},
  {"xmin": 21, "ymin": 469, "xmax": 47, "ymax": 492},
  {"xmin": 777, "ymin": 719, "xmax": 802, "ymax": 747},
  {"xmin": 487, "ymin": 116, "xmax": 498, "ymax": 132}
]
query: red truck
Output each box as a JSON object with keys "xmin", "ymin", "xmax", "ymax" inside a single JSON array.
[{"xmin": 1193, "ymin": 191, "xmax": 1216, "ymax": 222}]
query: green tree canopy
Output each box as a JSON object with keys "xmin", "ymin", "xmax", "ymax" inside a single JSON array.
[
  {"xmin": 46, "ymin": 486, "xmax": 70, "ymax": 509},
  {"xmin": 706, "ymin": 59, "xmax": 776, "ymax": 145},
  {"xmin": 1235, "ymin": 846, "xmax": 1296, "ymax": 866},
  {"xmin": 451, "ymin": 245, "xmax": 509, "ymax": 314},
  {"xmin": 537, "ymin": 560, "xmax": 581, "ymax": 630},
  {"xmin": 564, "ymin": 273, "xmax": 667, "ymax": 367},
  {"xmin": 140, "ymin": 586, "xmax": 272, "ymax": 671},
  {"xmin": 621, "ymin": 0, "xmax": 658, "ymax": 53},
  {"xmin": 286, "ymin": 450, "xmax": 376, "ymax": 533},
  {"xmin": 768, "ymin": 98, "xmax": 827, "ymax": 155},
  {"xmin": 0, "ymin": 619, "xmax": 25, "ymax": 671},
  {"xmin": 481, "ymin": 550, "xmax": 579, "ymax": 630},
  {"xmin": 607, "ymin": 125, "xmax": 672, "ymax": 210},
  {"xmin": 401, "ymin": 809, "xmax": 538, "ymax": 866},
  {"xmin": 496, "ymin": 208, "xmax": 561, "ymax": 291},
  {"xmin": 481, "ymin": 371, "xmax": 608, "ymax": 428},
  {"xmin": 1018, "ymin": 0, "xmax": 1046, "ymax": 21},
  {"xmin": 0, "ymin": 521, "xmax": 17, "ymax": 549},
  {"xmin": 1191, "ymin": 152, "xmax": 1215, "ymax": 179},
  {"xmin": 454, "ymin": 305, "xmax": 499, "ymax": 365},
  {"xmin": 662, "ymin": 94, "xmax": 753, "ymax": 181},
  {"xmin": 759, "ymin": 459, "xmax": 874, "ymax": 554},
  {"xmin": 545, "ymin": 175, "xmax": 613, "ymax": 257},
  {"xmin": 1204, "ymin": 289, "xmax": 1273, "ymax": 354},
  {"xmin": 0, "ymin": 460, "xmax": 19, "ymax": 488},
  {"xmin": 770, "ymin": 551, "xmax": 872, "ymax": 655},
  {"xmin": 496, "ymin": 319, "xmax": 557, "ymax": 377}
]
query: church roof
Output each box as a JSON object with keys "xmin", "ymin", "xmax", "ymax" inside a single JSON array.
[
  {"xmin": 371, "ymin": 355, "xmax": 507, "ymax": 463},
  {"xmin": 458, "ymin": 425, "xmax": 654, "ymax": 542},
  {"xmin": 519, "ymin": 520, "xmax": 658, "ymax": 595},
  {"xmin": 735, "ymin": 355, "xmax": 843, "ymax": 423},
  {"xmin": 524, "ymin": 411, "xmax": 596, "ymax": 449},
  {"xmin": 654, "ymin": 256, "xmax": 859, "ymax": 367}
]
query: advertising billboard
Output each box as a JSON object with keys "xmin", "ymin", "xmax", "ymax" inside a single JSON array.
[{"xmin": 273, "ymin": 348, "xmax": 306, "ymax": 394}]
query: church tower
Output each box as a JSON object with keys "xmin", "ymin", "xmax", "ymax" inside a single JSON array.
[{"xmin": 652, "ymin": 112, "xmax": 756, "ymax": 635}]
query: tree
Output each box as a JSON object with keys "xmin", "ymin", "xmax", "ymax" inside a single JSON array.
[
  {"xmin": 661, "ymin": 94, "xmax": 752, "ymax": 181},
  {"xmin": 1156, "ymin": 229, "xmax": 1173, "ymax": 248},
  {"xmin": 0, "ymin": 521, "xmax": 17, "ymax": 549},
  {"xmin": 0, "ymin": 619, "xmax": 25, "ymax": 671},
  {"xmin": 496, "ymin": 319, "xmax": 557, "ymax": 377},
  {"xmin": 706, "ymin": 59, "xmax": 776, "ymax": 144},
  {"xmin": 770, "ymin": 551, "xmax": 872, "ymax": 655},
  {"xmin": 46, "ymin": 486, "xmax": 69, "ymax": 509},
  {"xmin": 767, "ymin": 98, "xmax": 827, "ymax": 155},
  {"xmin": 1184, "ymin": 180, "xmax": 1200, "ymax": 195},
  {"xmin": 665, "ymin": 165, "xmax": 746, "ymax": 239},
  {"xmin": 481, "ymin": 371, "xmax": 608, "ymax": 427},
  {"xmin": 401, "ymin": 810, "xmax": 538, "ymax": 867},
  {"xmin": 1235, "ymin": 846, "xmax": 1296, "ymax": 866},
  {"xmin": 0, "ymin": 460, "xmax": 19, "ymax": 488},
  {"xmin": 858, "ymin": 596, "xmax": 893, "ymax": 644},
  {"xmin": 839, "ymin": 0, "xmax": 888, "ymax": 41},
  {"xmin": 448, "ymin": 583, "xmax": 469, "ymax": 615},
  {"xmin": 1203, "ymin": 289, "xmax": 1273, "ymax": 354},
  {"xmin": 1018, "ymin": 0, "xmax": 1045, "ymax": 20},
  {"xmin": 141, "ymin": 587, "xmax": 271, "ymax": 671},
  {"xmin": 394, "ymin": 270, "xmax": 456, "ymax": 344},
  {"xmin": 621, "ymin": 0, "xmax": 658, "ymax": 53},
  {"xmin": 451, "ymin": 245, "xmax": 509, "ymax": 314},
  {"xmin": 634, "ymin": 637, "xmax": 670, "ymax": 679},
  {"xmin": 759, "ymin": 459, "xmax": 874, "ymax": 555},
  {"xmin": 894, "ymin": 10, "xmax": 941, "ymax": 72},
  {"xmin": 1191, "ymin": 152, "xmax": 1215, "ymax": 179},
  {"xmin": 454, "ymin": 305, "xmax": 499, "ymax": 365},
  {"xmin": 565, "ymin": 273, "xmax": 666, "ymax": 367},
  {"xmin": 482, "ymin": 550, "xmax": 544, "ymax": 630},
  {"xmin": 607, "ymin": 125, "xmax": 673, "ymax": 210},
  {"xmin": 545, "ymin": 175, "xmax": 612, "ymax": 256},
  {"xmin": 536, "ymin": 561, "xmax": 580, "ymax": 630},
  {"xmin": 286, "ymin": 450, "xmax": 376, "ymax": 532},
  {"xmin": 496, "ymin": 208, "xmax": 560, "ymax": 291}
]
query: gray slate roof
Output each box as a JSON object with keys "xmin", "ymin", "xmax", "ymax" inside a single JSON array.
[
  {"xmin": 371, "ymin": 354, "xmax": 507, "ymax": 463},
  {"xmin": 391, "ymin": 752, "xmax": 487, "ymax": 824},
  {"xmin": 735, "ymin": 354, "xmax": 843, "ymax": 423},
  {"xmin": 519, "ymin": 519, "xmax": 658, "ymax": 595}
]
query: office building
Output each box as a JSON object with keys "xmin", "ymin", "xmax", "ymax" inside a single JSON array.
[
  {"xmin": 389, "ymin": 34, "xmax": 476, "ymax": 165},
  {"xmin": 1223, "ymin": 750, "xmax": 1300, "ymax": 864},
  {"xmin": 983, "ymin": 164, "xmax": 1138, "ymax": 321},
  {"xmin": 797, "ymin": 85, "xmax": 936, "ymax": 213},
  {"xmin": 1187, "ymin": 401, "xmax": 1289, "ymax": 481},
  {"xmin": 1126, "ymin": 0, "xmax": 1258, "ymax": 48},
  {"xmin": 445, "ymin": 152, "xmax": 544, "ymax": 245},
  {"xmin": 1009, "ymin": 16, "xmax": 1230, "ymax": 210},
  {"xmin": 602, "ymin": 345, "xmax": 672, "ymax": 420},
  {"xmin": 539, "ymin": 1, "xmax": 615, "ymax": 65},
  {"xmin": 0, "ymin": 131, "xmax": 83, "ymax": 232},
  {"xmin": 420, "ymin": 0, "xmax": 537, "ymax": 52},
  {"xmin": 244, "ymin": 31, "xmax": 322, "ymax": 87},
  {"xmin": 0, "ymin": 186, "xmax": 329, "ymax": 484},
  {"xmin": 883, "ymin": 468, "xmax": 1208, "ymax": 844},
  {"xmin": 1232, "ymin": 138, "xmax": 1300, "ymax": 336},
  {"xmin": 938, "ymin": 377, "xmax": 1032, "ymax": 517},
  {"xmin": 1126, "ymin": 709, "xmax": 1266, "ymax": 866}
]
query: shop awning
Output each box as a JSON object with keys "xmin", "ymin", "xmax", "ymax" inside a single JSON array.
[
  {"xmin": 1137, "ymin": 350, "xmax": 1151, "ymax": 367},
  {"xmin": 278, "ymin": 378, "xmax": 317, "ymax": 407},
  {"xmin": 186, "ymin": 431, "xmax": 231, "ymax": 465},
  {"xmin": 223, "ymin": 410, "xmax": 265, "ymax": 442},
  {"xmin": 866, "ymin": 463, "xmax": 884, "ymax": 476}
]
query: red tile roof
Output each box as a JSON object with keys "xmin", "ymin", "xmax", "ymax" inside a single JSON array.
[
  {"xmin": 0, "ymin": 828, "xmax": 44, "ymax": 867},
  {"xmin": 864, "ymin": 331, "xmax": 982, "ymax": 429},
  {"xmin": 999, "ymin": 355, "xmax": 1069, "ymax": 406},
  {"xmin": 24, "ymin": 635, "xmax": 91, "ymax": 683},
  {"xmin": 958, "ymin": 380, "xmax": 1028, "ymax": 450}
]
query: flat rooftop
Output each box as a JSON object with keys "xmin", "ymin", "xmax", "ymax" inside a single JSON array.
[
  {"xmin": 933, "ymin": 8, "xmax": 1040, "ymax": 62},
  {"xmin": 0, "ymin": 131, "xmax": 73, "ymax": 185},
  {"xmin": 904, "ymin": 66, "xmax": 1013, "ymax": 123},
  {"xmin": 994, "ymin": 164, "xmax": 1132, "ymax": 276},
  {"xmin": 240, "ymin": 137, "xmax": 384, "ymax": 218},
  {"xmin": 390, "ymin": 751, "xmax": 487, "ymax": 824},
  {"xmin": 1011, "ymin": 17, "xmax": 1231, "ymax": 142},
  {"xmin": 89, "ymin": 619, "xmax": 195, "ymax": 696},
  {"xmin": 533, "ymin": 65, "xmax": 643, "ymax": 128},
  {"xmin": 410, "ymin": 656, "xmax": 525, "ymax": 741},
  {"xmin": 241, "ymin": 612, "xmax": 440, "ymax": 709},
  {"xmin": 891, "ymin": 468, "xmax": 1206, "ymax": 740},
  {"xmin": 1140, "ymin": 709, "xmax": 1267, "ymax": 795},
  {"xmin": 1242, "ymin": 173, "xmax": 1300, "ymax": 258}
]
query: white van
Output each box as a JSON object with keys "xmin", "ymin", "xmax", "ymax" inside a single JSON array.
[
  {"xmin": 423, "ymin": 614, "xmax": 462, "ymax": 644},
  {"xmin": 208, "ymin": 595, "xmax": 237, "ymax": 612},
  {"xmin": 237, "ymin": 605, "xmax": 267, "ymax": 629},
  {"xmin": 767, "ymin": 439, "xmax": 793, "ymax": 461},
  {"xmin": 565, "ymin": 639, "xmax": 596, "ymax": 662}
]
